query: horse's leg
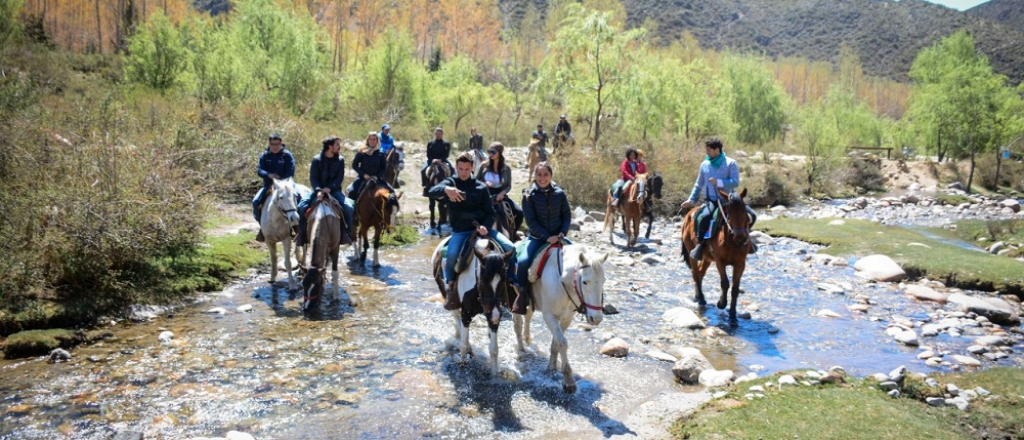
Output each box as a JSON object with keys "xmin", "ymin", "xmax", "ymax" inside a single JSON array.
[
  {"xmin": 632, "ymin": 211, "xmax": 641, "ymax": 247},
  {"xmin": 429, "ymin": 199, "xmax": 437, "ymax": 231},
  {"xmin": 715, "ymin": 259, "xmax": 730, "ymax": 310},
  {"xmin": 488, "ymin": 321, "xmax": 500, "ymax": 375},
  {"xmin": 729, "ymin": 261, "xmax": 745, "ymax": 323},
  {"xmin": 542, "ymin": 312, "xmax": 564, "ymax": 372},
  {"xmin": 450, "ymin": 309, "xmax": 461, "ymax": 342},
  {"xmin": 268, "ymin": 241, "xmax": 278, "ymax": 284},
  {"xmin": 283, "ymin": 239, "xmax": 295, "ymax": 291},
  {"xmin": 359, "ymin": 225, "xmax": 369, "ymax": 263},
  {"xmin": 692, "ymin": 249, "xmax": 708, "ymax": 307},
  {"xmin": 372, "ymin": 226, "xmax": 381, "ymax": 268},
  {"xmin": 557, "ymin": 313, "xmax": 576, "ymax": 393},
  {"xmin": 604, "ymin": 195, "xmax": 616, "ymax": 245},
  {"xmin": 645, "ymin": 212, "xmax": 654, "ymax": 239},
  {"xmin": 524, "ymin": 306, "xmax": 534, "ymax": 346}
]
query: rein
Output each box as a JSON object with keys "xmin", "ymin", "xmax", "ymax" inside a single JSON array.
[
  {"xmin": 715, "ymin": 198, "xmax": 749, "ymax": 240},
  {"xmin": 553, "ymin": 243, "xmax": 603, "ymax": 316}
]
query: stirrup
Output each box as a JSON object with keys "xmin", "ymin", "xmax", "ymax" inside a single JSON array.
[{"xmin": 689, "ymin": 244, "xmax": 703, "ymax": 261}]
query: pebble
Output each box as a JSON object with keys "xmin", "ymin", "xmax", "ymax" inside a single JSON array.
[
  {"xmin": 952, "ymin": 355, "xmax": 982, "ymax": 367},
  {"xmin": 236, "ymin": 304, "xmax": 253, "ymax": 313},
  {"xmin": 158, "ymin": 331, "xmax": 174, "ymax": 343},
  {"xmin": 205, "ymin": 307, "xmax": 227, "ymax": 315},
  {"xmin": 778, "ymin": 375, "xmax": 797, "ymax": 387}
]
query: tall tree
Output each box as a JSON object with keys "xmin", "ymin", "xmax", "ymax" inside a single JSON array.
[{"xmin": 725, "ymin": 56, "xmax": 787, "ymax": 151}]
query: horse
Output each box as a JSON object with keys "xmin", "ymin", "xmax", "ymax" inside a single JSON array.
[
  {"xmin": 471, "ymin": 148, "xmax": 487, "ymax": 175},
  {"xmin": 259, "ymin": 178, "xmax": 302, "ymax": 291},
  {"xmin": 430, "ymin": 236, "xmax": 515, "ymax": 375},
  {"xmin": 426, "ymin": 161, "xmax": 450, "ymax": 234},
  {"xmin": 552, "ymin": 132, "xmax": 575, "ymax": 155},
  {"xmin": 602, "ymin": 173, "xmax": 649, "ymax": 248},
  {"xmin": 491, "ymin": 196, "xmax": 520, "ymax": 243},
  {"xmin": 680, "ymin": 188, "xmax": 753, "ymax": 323},
  {"xmin": 382, "ymin": 144, "xmax": 404, "ymax": 189},
  {"xmin": 354, "ymin": 180, "xmax": 401, "ymax": 268},
  {"xmin": 514, "ymin": 243, "xmax": 608, "ymax": 393},
  {"xmin": 642, "ymin": 173, "xmax": 664, "ymax": 239},
  {"xmin": 526, "ymin": 139, "xmax": 543, "ymax": 183},
  {"xmin": 299, "ymin": 198, "xmax": 354, "ymax": 313}
]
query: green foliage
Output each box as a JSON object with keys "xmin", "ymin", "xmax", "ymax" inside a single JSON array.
[
  {"xmin": 0, "ymin": 0, "xmax": 23, "ymax": 51},
  {"xmin": 749, "ymin": 169, "xmax": 796, "ymax": 207},
  {"xmin": 796, "ymin": 93, "xmax": 843, "ymax": 195},
  {"xmin": 126, "ymin": 12, "xmax": 189, "ymax": 92},
  {"xmin": 379, "ymin": 225, "xmax": 420, "ymax": 247},
  {"xmin": 725, "ymin": 55, "xmax": 787, "ymax": 147},
  {"xmin": 846, "ymin": 157, "xmax": 886, "ymax": 192},
  {"xmin": 182, "ymin": 17, "xmax": 256, "ymax": 103},
  {"xmin": 349, "ymin": 29, "xmax": 425, "ymax": 123},
  {"xmin": 430, "ymin": 56, "xmax": 492, "ymax": 132}
]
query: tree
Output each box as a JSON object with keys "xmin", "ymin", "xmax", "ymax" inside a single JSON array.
[
  {"xmin": 725, "ymin": 56, "xmax": 787, "ymax": 150},
  {"xmin": 351, "ymin": 29, "xmax": 425, "ymax": 122},
  {"xmin": 797, "ymin": 95, "xmax": 843, "ymax": 195},
  {"xmin": 0, "ymin": 0, "xmax": 23, "ymax": 53},
  {"xmin": 537, "ymin": 3, "xmax": 645, "ymax": 146},
  {"xmin": 431, "ymin": 55, "xmax": 490, "ymax": 132},
  {"xmin": 126, "ymin": 12, "xmax": 189, "ymax": 92}
]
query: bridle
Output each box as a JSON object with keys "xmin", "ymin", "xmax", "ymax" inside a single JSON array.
[
  {"xmin": 273, "ymin": 186, "xmax": 297, "ymax": 218},
  {"xmin": 715, "ymin": 198, "xmax": 749, "ymax": 245},
  {"xmin": 554, "ymin": 243, "xmax": 604, "ymax": 316}
]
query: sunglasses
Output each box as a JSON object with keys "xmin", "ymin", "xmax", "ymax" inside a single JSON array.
[{"xmin": 488, "ymin": 150, "xmax": 498, "ymax": 155}]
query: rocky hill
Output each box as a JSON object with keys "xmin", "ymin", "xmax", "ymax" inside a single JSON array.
[{"xmin": 967, "ymin": 0, "xmax": 1024, "ymax": 31}]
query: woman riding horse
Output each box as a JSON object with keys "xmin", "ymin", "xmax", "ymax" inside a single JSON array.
[
  {"xmin": 428, "ymin": 152, "xmax": 517, "ymax": 311},
  {"xmin": 348, "ymin": 131, "xmax": 397, "ymax": 201},
  {"xmin": 476, "ymin": 142, "xmax": 524, "ymax": 241},
  {"xmin": 296, "ymin": 136, "xmax": 355, "ymax": 247},
  {"xmin": 610, "ymin": 147, "xmax": 646, "ymax": 207},
  {"xmin": 514, "ymin": 162, "xmax": 572, "ymax": 315}
]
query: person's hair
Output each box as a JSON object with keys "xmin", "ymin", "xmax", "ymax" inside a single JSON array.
[
  {"xmin": 636, "ymin": 149, "xmax": 646, "ymax": 160},
  {"xmin": 483, "ymin": 142, "xmax": 506, "ymax": 172},
  {"xmin": 456, "ymin": 152, "xmax": 475, "ymax": 164},
  {"xmin": 322, "ymin": 136, "xmax": 340, "ymax": 151},
  {"xmin": 434, "ymin": 127, "xmax": 443, "ymax": 133},
  {"xmin": 536, "ymin": 124, "xmax": 543, "ymax": 128},
  {"xmin": 624, "ymin": 147, "xmax": 639, "ymax": 160},
  {"xmin": 534, "ymin": 161, "xmax": 554, "ymax": 178},
  {"xmin": 705, "ymin": 137, "xmax": 723, "ymax": 151},
  {"xmin": 359, "ymin": 131, "xmax": 380, "ymax": 154}
]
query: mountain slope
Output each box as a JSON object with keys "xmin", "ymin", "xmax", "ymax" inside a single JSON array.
[{"xmin": 967, "ymin": 0, "xmax": 1024, "ymax": 31}]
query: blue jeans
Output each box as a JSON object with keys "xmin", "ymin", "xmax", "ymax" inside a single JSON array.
[
  {"xmin": 516, "ymin": 237, "xmax": 572, "ymax": 286},
  {"xmin": 444, "ymin": 229, "xmax": 515, "ymax": 283},
  {"xmin": 252, "ymin": 186, "xmax": 270, "ymax": 222},
  {"xmin": 298, "ymin": 190, "xmax": 354, "ymax": 236}
]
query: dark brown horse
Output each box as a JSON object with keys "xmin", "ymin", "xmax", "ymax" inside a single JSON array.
[
  {"xmin": 426, "ymin": 161, "xmax": 450, "ymax": 234},
  {"xmin": 382, "ymin": 144, "xmax": 404, "ymax": 188},
  {"xmin": 354, "ymin": 181, "xmax": 401, "ymax": 267},
  {"xmin": 643, "ymin": 173, "xmax": 664, "ymax": 239},
  {"xmin": 680, "ymin": 188, "xmax": 753, "ymax": 323},
  {"xmin": 603, "ymin": 173, "xmax": 648, "ymax": 248}
]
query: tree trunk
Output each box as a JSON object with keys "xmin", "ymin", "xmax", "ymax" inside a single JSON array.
[
  {"xmin": 936, "ymin": 129, "xmax": 945, "ymax": 163},
  {"xmin": 94, "ymin": 0, "xmax": 103, "ymax": 53},
  {"xmin": 966, "ymin": 141, "xmax": 976, "ymax": 194},
  {"xmin": 994, "ymin": 150, "xmax": 1002, "ymax": 190}
]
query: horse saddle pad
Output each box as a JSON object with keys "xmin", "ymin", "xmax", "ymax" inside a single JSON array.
[
  {"xmin": 517, "ymin": 241, "xmax": 560, "ymax": 284},
  {"xmin": 693, "ymin": 206, "xmax": 722, "ymax": 237},
  {"xmin": 438, "ymin": 235, "xmax": 503, "ymax": 275}
]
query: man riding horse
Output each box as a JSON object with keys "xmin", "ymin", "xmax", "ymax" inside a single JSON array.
[
  {"xmin": 531, "ymin": 123, "xmax": 549, "ymax": 161},
  {"xmin": 429, "ymin": 152, "xmax": 517, "ymax": 311},
  {"xmin": 296, "ymin": 136, "xmax": 355, "ymax": 246},
  {"xmin": 679, "ymin": 137, "xmax": 757, "ymax": 261},
  {"xmin": 421, "ymin": 127, "xmax": 454, "ymax": 197},
  {"xmin": 514, "ymin": 162, "xmax": 572, "ymax": 315},
  {"xmin": 553, "ymin": 114, "xmax": 573, "ymax": 152},
  {"xmin": 610, "ymin": 147, "xmax": 646, "ymax": 207},
  {"xmin": 348, "ymin": 131, "xmax": 397, "ymax": 202},
  {"xmin": 254, "ymin": 133, "xmax": 295, "ymax": 242},
  {"xmin": 380, "ymin": 124, "xmax": 396, "ymax": 155}
]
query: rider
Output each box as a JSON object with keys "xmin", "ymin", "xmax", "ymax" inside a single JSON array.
[
  {"xmin": 254, "ymin": 133, "xmax": 295, "ymax": 242},
  {"xmin": 679, "ymin": 137, "xmax": 756, "ymax": 261},
  {"xmin": 468, "ymin": 127, "xmax": 483, "ymax": 154},
  {"xmin": 554, "ymin": 114, "xmax": 572, "ymax": 141},
  {"xmin": 532, "ymin": 123, "xmax": 549, "ymax": 160},
  {"xmin": 514, "ymin": 162, "xmax": 571, "ymax": 314},
  {"xmin": 610, "ymin": 147, "xmax": 647, "ymax": 207},
  {"xmin": 379, "ymin": 124, "xmax": 395, "ymax": 155},
  {"xmin": 421, "ymin": 127, "xmax": 454, "ymax": 197},
  {"xmin": 429, "ymin": 152, "xmax": 517, "ymax": 311},
  {"xmin": 296, "ymin": 136, "xmax": 354, "ymax": 246},
  {"xmin": 477, "ymin": 142, "xmax": 524, "ymax": 237},
  {"xmin": 348, "ymin": 131, "xmax": 397, "ymax": 201}
]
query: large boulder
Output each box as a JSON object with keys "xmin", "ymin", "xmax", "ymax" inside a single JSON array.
[
  {"xmin": 671, "ymin": 348, "xmax": 714, "ymax": 384},
  {"xmin": 854, "ymin": 255, "xmax": 906, "ymax": 282},
  {"xmin": 905, "ymin": 284, "xmax": 948, "ymax": 304},
  {"xmin": 947, "ymin": 294, "xmax": 1021, "ymax": 325},
  {"xmin": 663, "ymin": 307, "xmax": 706, "ymax": 329},
  {"xmin": 999, "ymin": 199, "xmax": 1021, "ymax": 213},
  {"xmin": 698, "ymin": 369, "xmax": 736, "ymax": 388}
]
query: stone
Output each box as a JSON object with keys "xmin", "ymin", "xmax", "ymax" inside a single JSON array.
[
  {"xmin": 947, "ymin": 294, "xmax": 1020, "ymax": 325},
  {"xmin": 848, "ymin": 304, "xmax": 871, "ymax": 313},
  {"xmin": 920, "ymin": 324, "xmax": 940, "ymax": 337},
  {"xmin": 644, "ymin": 350, "xmax": 677, "ymax": 363},
  {"xmin": 816, "ymin": 309, "xmax": 842, "ymax": 318},
  {"xmin": 640, "ymin": 255, "xmax": 666, "ymax": 265},
  {"xmin": 887, "ymin": 390, "xmax": 901, "ymax": 398},
  {"xmin": 699, "ymin": 369, "xmax": 736, "ymax": 388},
  {"xmin": 989, "ymin": 241, "xmax": 1006, "ymax": 254},
  {"xmin": 816, "ymin": 283, "xmax": 845, "ymax": 295},
  {"xmin": 926, "ymin": 378, "xmax": 940, "ymax": 388},
  {"xmin": 946, "ymin": 384, "xmax": 961, "ymax": 396},
  {"xmin": 946, "ymin": 397, "xmax": 970, "ymax": 411},
  {"xmin": 204, "ymin": 307, "xmax": 227, "ymax": 315},
  {"xmin": 918, "ymin": 350, "xmax": 936, "ymax": 359},
  {"xmin": 573, "ymin": 206, "xmax": 587, "ymax": 219},
  {"xmin": 894, "ymin": 330, "xmax": 919, "ymax": 346},
  {"xmin": 905, "ymin": 285, "xmax": 948, "ymax": 304},
  {"xmin": 854, "ymin": 255, "xmax": 906, "ymax": 282},
  {"xmin": 158, "ymin": 331, "xmax": 174, "ymax": 343},
  {"xmin": 889, "ymin": 366, "xmax": 907, "ymax": 384},
  {"xmin": 112, "ymin": 432, "xmax": 144, "ymax": 440},
  {"xmin": 952, "ymin": 355, "xmax": 982, "ymax": 367},
  {"xmin": 974, "ymin": 387, "xmax": 991, "ymax": 396},
  {"xmin": 778, "ymin": 375, "xmax": 797, "ymax": 387},
  {"xmin": 748, "ymin": 385, "xmax": 765, "ymax": 393},
  {"xmin": 967, "ymin": 345, "xmax": 988, "ymax": 354},
  {"xmin": 878, "ymin": 381, "xmax": 899, "ymax": 391},
  {"xmin": 128, "ymin": 305, "xmax": 168, "ymax": 322},
  {"xmin": 582, "ymin": 215, "xmax": 597, "ymax": 223},
  {"xmin": 947, "ymin": 182, "xmax": 964, "ymax": 191},
  {"xmin": 974, "ymin": 335, "xmax": 1012, "ymax": 347},
  {"xmin": 829, "ymin": 258, "xmax": 849, "ymax": 267},
  {"xmin": 735, "ymin": 372, "xmax": 759, "ymax": 384},
  {"xmin": 599, "ymin": 338, "xmax": 629, "ymax": 357},
  {"xmin": 236, "ymin": 304, "xmax": 253, "ymax": 313},
  {"xmin": 663, "ymin": 307, "xmax": 706, "ymax": 329},
  {"xmin": 672, "ymin": 348, "xmax": 714, "ymax": 384},
  {"xmin": 819, "ymin": 373, "xmax": 844, "ymax": 384},
  {"xmin": 588, "ymin": 211, "xmax": 606, "ymax": 221},
  {"xmin": 770, "ymin": 205, "xmax": 788, "ymax": 213},
  {"xmin": 750, "ymin": 231, "xmax": 775, "ymax": 246},
  {"xmin": 926, "ymin": 397, "xmax": 945, "ymax": 406},
  {"xmin": 999, "ymin": 199, "xmax": 1021, "ymax": 213},
  {"xmin": 226, "ymin": 432, "xmax": 256, "ymax": 440}
]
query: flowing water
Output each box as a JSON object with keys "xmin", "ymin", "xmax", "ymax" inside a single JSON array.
[{"xmin": 2, "ymin": 221, "xmax": 1022, "ymax": 440}]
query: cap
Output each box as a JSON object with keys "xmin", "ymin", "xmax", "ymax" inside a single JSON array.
[
  {"xmin": 382, "ymin": 124, "xmax": 390, "ymax": 130},
  {"xmin": 268, "ymin": 133, "xmax": 282, "ymax": 141},
  {"xmin": 560, "ymin": 114, "xmax": 566, "ymax": 118}
]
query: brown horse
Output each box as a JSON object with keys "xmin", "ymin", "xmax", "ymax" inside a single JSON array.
[
  {"xmin": 354, "ymin": 181, "xmax": 401, "ymax": 268},
  {"xmin": 382, "ymin": 144, "xmax": 404, "ymax": 188},
  {"xmin": 426, "ymin": 161, "xmax": 450, "ymax": 234},
  {"xmin": 680, "ymin": 188, "xmax": 753, "ymax": 323},
  {"xmin": 603, "ymin": 173, "xmax": 648, "ymax": 248},
  {"xmin": 526, "ymin": 140, "xmax": 542, "ymax": 183}
]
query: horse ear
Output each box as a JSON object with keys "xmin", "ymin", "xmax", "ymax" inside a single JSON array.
[
  {"xmin": 740, "ymin": 188, "xmax": 747, "ymax": 199},
  {"xmin": 578, "ymin": 251, "xmax": 588, "ymax": 265},
  {"xmin": 598, "ymin": 252, "xmax": 609, "ymax": 263},
  {"xmin": 718, "ymin": 188, "xmax": 729, "ymax": 200}
]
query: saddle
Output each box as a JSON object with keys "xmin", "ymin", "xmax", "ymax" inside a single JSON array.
[
  {"xmin": 693, "ymin": 205, "xmax": 722, "ymax": 238},
  {"xmin": 436, "ymin": 234, "xmax": 503, "ymax": 276},
  {"xmin": 524, "ymin": 242, "xmax": 561, "ymax": 283},
  {"xmin": 303, "ymin": 197, "xmax": 349, "ymax": 245}
]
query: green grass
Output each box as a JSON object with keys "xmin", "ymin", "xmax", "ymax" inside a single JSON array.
[
  {"xmin": 670, "ymin": 371, "xmax": 1024, "ymax": 440},
  {"xmin": 153, "ymin": 232, "xmax": 266, "ymax": 297},
  {"xmin": 936, "ymin": 193, "xmax": 971, "ymax": 206},
  {"xmin": 2, "ymin": 329, "xmax": 77, "ymax": 358},
  {"xmin": 759, "ymin": 218, "xmax": 1024, "ymax": 295},
  {"xmin": 944, "ymin": 219, "xmax": 1024, "ymax": 251},
  {"xmin": 379, "ymin": 225, "xmax": 420, "ymax": 247}
]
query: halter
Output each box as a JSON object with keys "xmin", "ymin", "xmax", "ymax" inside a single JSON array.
[
  {"xmin": 715, "ymin": 198, "xmax": 749, "ymax": 239},
  {"xmin": 272, "ymin": 186, "xmax": 297, "ymax": 217},
  {"xmin": 554, "ymin": 243, "xmax": 604, "ymax": 316}
]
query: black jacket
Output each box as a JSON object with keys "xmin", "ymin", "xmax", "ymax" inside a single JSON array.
[
  {"xmin": 257, "ymin": 147, "xmax": 295, "ymax": 187},
  {"xmin": 522, "ymin": 183, "xmax": 571, "ymax": 240},
  {"xmin": 555, "ymin": 120, "xmax": 571, "ymax": 135},
  {"xmin": 309, "ymin": 151, "xmax": 345, "ymax": 193},
  {"xmin": 468, "ymin": 134, "xmax": 483, "ymax": 151},
  {"xmin": 353, "ymin": 149, "xmax": 388, "ymax": 180},
  {"xmin": 428, "ymin": 176, "xmax": 495, "ymax": 233},
  {"xmin": 426, "ymin": 139, "xmax": 452, "ymax": 161}
]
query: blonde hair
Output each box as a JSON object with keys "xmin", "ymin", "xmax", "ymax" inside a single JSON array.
[{"xmin": 360, "ymin": 131, "xmax": 380, "ymax": 154}]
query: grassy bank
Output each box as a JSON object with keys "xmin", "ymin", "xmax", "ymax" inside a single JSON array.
[
  {"xmin": 672, "ymin": 368, "xmax": 1024, "ymax": 440},
  {"xmin": 759, "ymin": 218, "xmax": 1024, "ymax": 295}
]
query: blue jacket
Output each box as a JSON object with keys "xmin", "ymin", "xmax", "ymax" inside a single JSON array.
[
  {"xmin": 309, "ymin": 151, "xmax": 345, "ymax": 193},
  {"xmin": 353, "ymin": 149, "xmax": 388, "ymax": 180},
  {"xmin": 522, "ymin": 183, "xmax": 571, "ymax": 240},
  {"xmin": 257, "ymin": 147, "xmax": 295, "ymax": 187},
  {"xmin": 687, "ymin": 155, "xmax": 740, "ymax": 203},
  {"xmin": 380, "ymin": 133, "xmax": 395, "ymax": 154},
  {"xmin": 428, "ymin": 176, "xmax": 495, "ymax": 233}
]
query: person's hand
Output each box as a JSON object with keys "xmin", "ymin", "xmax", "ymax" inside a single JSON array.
[
  {"xmin": 680, "ymin": 200, "xmax": 694, "ymax": 210},
  {"xmin": 363, "ymin": 174, "xmax": 371, "ymax": 180},
  {"xmin": 432, "ymin": 159, "xmax": 441, "ymax": 165},
  {"xmin": 477, "ymin": 225, "xmax": 488, "ymax": 236},
  {"xmin": 316, "ymin": 192, "xmax": 324, "ymax": 200},
  {"xmin": 444, "ymin": 186, "xmax": 464, "ymax": 202},
  {"xmin": 269, "ymin": 174, "xmax": 280, "ymax": 179},
  {"xmin": 496, "ymin": 191, "xmax": 505, "ymax": 202},
  {"xmin": 547, "ymin": 235, "xmax": 559, "ymax": 244},
  {"xmin": 708, "ymin": 177, "xmax": 718, "ymax": 187}
]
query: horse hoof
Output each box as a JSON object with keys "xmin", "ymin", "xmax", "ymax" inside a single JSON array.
[
  {"xmin": 563, "ymin": 383, "xmax": 577, "ymax": 394},
  {"xmin": 716, "ymin": 300, "xmax": 727, "ymax": 310},
  {"xmin": 372, "ymin": 263, "xmax": 381, "ymax": 269}
]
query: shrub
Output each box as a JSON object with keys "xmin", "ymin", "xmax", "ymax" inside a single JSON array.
[
  {"xmin": 846, "ymin": 157, "xmax": 886, "ymax": 192},
  {"xmin": 749, "ymin": 169, "xmax": 796, "ymax": 206}
]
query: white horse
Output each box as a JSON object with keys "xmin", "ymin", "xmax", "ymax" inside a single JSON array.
[
  {"xmin": 514, "ymin": 243, "xmax": 608, "ymax": 393},
  {"xmin": 260, "ymin": 178, "xmax": 302, "ymax": 291},
  {"xmin": 431, "ymin": 238, "xmax": 513, "ymax": 375}
]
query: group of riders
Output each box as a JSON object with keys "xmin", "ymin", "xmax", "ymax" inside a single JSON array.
[{"xmin": 252, "ymin": 118, "xmax": 755, "ymax": 316}]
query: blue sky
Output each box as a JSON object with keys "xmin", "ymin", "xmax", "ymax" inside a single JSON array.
[{"xmin": 921, "ymin": 0, "xmax": 991, "ymax": 10}]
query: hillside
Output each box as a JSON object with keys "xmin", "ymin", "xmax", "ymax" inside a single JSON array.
[{"xmin": 967, "ymin": 0, "xmax": 1024, "ymax": 31}]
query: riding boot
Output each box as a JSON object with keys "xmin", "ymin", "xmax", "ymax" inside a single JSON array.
[
  {"xmin": 422, "ymin": 187, "xmax": 429, "ymax": 197},
  {"xmin": 291, "ymin": 225, "xmax": 298, "ymax": 238},
  {"xmin": 340, "ymin": 226, "xmax": 352, "ymax": 245},
  {"xmin": 293, "ymin": 226, "xmax": 306, "ymax": 246},
  {"xmin": 689, "ymin": 241, "xmax": 704, "ymax": 261},
  {"xmin": 256, "ymin": 230, "xmax": 265, "ymax": 243},
  {"xmin": 444, "ymin": 282, "xmax": 461, "ymax": 310},
  {"xmin": 511, "ymin": 283, "xmax": 530, "ymax": 315}
]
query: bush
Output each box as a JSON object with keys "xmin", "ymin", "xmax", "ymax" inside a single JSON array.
[
  {"xmin": 977, "ymin": 154, "xmax": 1024, "ymax": 191},
  {"xmin": 749, "ymin": 169, "xmax": 796, "ymax": 206},
  {"xmin": 846, "ymin": 157, "xmax": 886, "ymax": 192}
]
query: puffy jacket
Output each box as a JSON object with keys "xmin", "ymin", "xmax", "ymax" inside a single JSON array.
[
  {"xmin": 428, "ymin": 176, "xmax": 495, "ymax": 233},
  {"xmin": 468, "ymin": 134, "xmax": 483, "ymax": 151},
  {"xmin": 353, "ymin": 149, "xmax": 388, "ymax": 180},
  {"xmin": 257, "ymin": 147, "xmax": 295, "ymax": 186},
  {"xmin": 426, "ymin": 139, "xmax": 452, "ymax": 161},
  {"xmin": 555, "ymin": 120, "xmax": 571, "ymax": 135},
  {"xmin": 309, "ymin": 150, "xmax": 345, "ymax": 193},
  {"xmin": 380, "ymin": 133, "xmax": 395, "ymax": 154},
  {"xmin": 620, "ymin": 159, "xmax": 648, "ymax": 181},
  {"xmin": 522, "ymin": 183, "xmax": 571, "ymax": 240}
]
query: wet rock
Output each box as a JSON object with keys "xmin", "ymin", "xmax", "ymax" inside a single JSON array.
[
  {"xmin": 848, "ymin": 304, "xmax": 871, "ymax": 313},
  {"xmin": 974, "ymin": 335, "xmax": 1012, "ymax": 347},
  {"xmin": 905, "ymin": 285, "xmax": 948, "ymax": 304},
  {"xmin": 918, "ymin": 350, "xmax": 936, "ymax": 359},
  {"xmin": 640, "ymin": 255, "xmax": 666, "ymax": 265},
  {"xmin": 750, "ymin": 231, "xmax": 775, "ymax": 246},
  {"xmin": 158, "ymin": 331, "xmax": 174, "ymax": 344},
  {"xmin": 816, "ymin": 283, "xmax": 845, "ymax": 295},
  {"xmin": 225, "ymin": 432, "xmax": 256, "ymax": 440},
  {"xmin": 967, "ymin": 345, "xmax": 989, "ymax": 354},
  {"xmin": 204, "ymin": 307, "xmax": 227, "ymax": 315},
  {"xmin": 829, "ymin": 258, "xmax": 849, "ymax": 267},
  {"xmin": 699, "ymin": 369, "xmax": 735, "ymax": 388},
  {"xmin": 599, "ymin": 338, "xmax": 629, "ymax": 357},
  {"xmin": 816, "ymin": 309, "xmax": 842, "ymax": 318},
  {"xmin": 112, "ymin": 432, "xmax": 144, "ymax": 440},
  {"xmin": 48, "ymin": 348, "xmax": 72, "ymax": 363},
  {"xmin": 644, "ymin": 350, "xmax": 678, "ymax": 363},
  {"xmin": 952, "ymin": 355, "xmax": 982, "ymax": 367},
  {"xmin": 853, "ymin": 255, "xmax": 906, "ymax": 282},
  {"xmin": 920, "ymin": 324, "xmax": 940, "ymax": 337},
  {"xmin": 663, "ymin": 307, "xmax": 706, "ymax": 329},
  {"xmin": 129, "ymin": 305, "xmax": 169, "ymax": 322},
  {"xmin": 947, "ymin": 294, "xmax": 1020, "ymax": 325},
  {"xmin": 999, "ymin": 199, "xmax": 1021, "ymax": 213},
  {"xmin": 236, "ymin": 304, "xmax": 253, "ymax": 313},
  {"xmin": 671, "ymin": 348, "xmax": 713, "ymax": 384}
]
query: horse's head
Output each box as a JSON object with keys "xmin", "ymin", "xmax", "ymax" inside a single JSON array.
[
  {"xmin": 474, "ymin": 245, "xmax": 515, "ymax": 325},
  {"xmin": 384, "ymin": 189, "xmax": 401, "ymax": 228},
  {"xmin": 272, "ymin": 178, "xmax": 300, "ymax": 226},
  {"xmin": 718, "ymin": 188, "xmax": 751, "ymax": 247},
  {"xmin": 427, "ymin": 161, "xmax": 449, "ymax": 183},
  {"xmin": 635, "ymin": 173, "xmax": 648, "ymax": 204},
  {"xmin": 574, "ymin": 248, "xmax": 609, "ymax": 326},
  {"xmin": 649, "ymin": 173, "xmax": 664, "ymax": 200}
]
